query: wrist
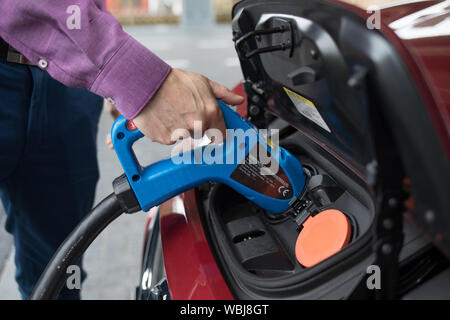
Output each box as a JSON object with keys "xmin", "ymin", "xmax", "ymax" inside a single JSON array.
[{"xmin": 90, "ymin": 36, "xmax": 172, "ymax": 119}]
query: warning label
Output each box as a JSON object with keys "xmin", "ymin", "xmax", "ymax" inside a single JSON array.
[
  {"xmin": 230, "ymin": 143, "xmax": 293, "ymax": 199},
  {"xmin": 283, "ymin": 87, "xmax": 331, "ymax": 133}
]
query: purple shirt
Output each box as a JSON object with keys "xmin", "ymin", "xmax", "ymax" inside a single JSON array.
[{"xmin": 0, "ymin": 0, "xmax": 171, "ymax": 119}]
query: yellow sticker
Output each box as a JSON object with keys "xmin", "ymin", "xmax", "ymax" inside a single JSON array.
[{"xmin": 283, "ymin": 87, "xmax": 331, "ymax": 132}]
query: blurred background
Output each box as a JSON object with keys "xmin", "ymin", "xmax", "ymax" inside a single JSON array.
[
  {"xmin": 106, "ymin": 0, "xmax": 394, "ymax": 24},
  {"xmin": 0, "ymin": 0, "xmax": 403, "ymax": 299},
  {"xmin": 105, "ymin": 0, "xmax": 234, "ymax": 24},
  {"xmin": 104, "ymin": 0, "xmax": 399, "ymax": 25}
]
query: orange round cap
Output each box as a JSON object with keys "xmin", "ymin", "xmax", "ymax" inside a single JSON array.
[{"xmin": 295, "ymin": 209, "xmax": 351, "ymax": 268}]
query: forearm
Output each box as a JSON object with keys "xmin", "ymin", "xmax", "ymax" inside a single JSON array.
[{"xmin": 0, "ymin": 0, "xmax": 171, "ymax": 119}]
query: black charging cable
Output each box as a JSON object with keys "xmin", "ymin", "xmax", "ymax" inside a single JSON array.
[{"xmin": 30, "ymin": 174, "xmax": 140, "ymax": 300}]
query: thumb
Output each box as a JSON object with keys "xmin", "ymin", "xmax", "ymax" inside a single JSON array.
[{"xmin": 208, "ymin": 79, "xmax": 245, "ymax": 106}]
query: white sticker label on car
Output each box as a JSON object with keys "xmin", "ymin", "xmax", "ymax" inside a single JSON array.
[{"xmin": 283, "ymin": 87, "xmax": 331, "ymax": 133}]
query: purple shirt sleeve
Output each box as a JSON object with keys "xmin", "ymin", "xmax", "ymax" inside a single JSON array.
[
  {"xmin": 0, "ymin": 0, "xmax": 171, "ymax": 119},
  {"xmin": 94, "ymin": 0, "xmax": 106, "ymax": 10}
]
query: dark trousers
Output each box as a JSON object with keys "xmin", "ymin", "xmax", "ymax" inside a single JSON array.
[{"xmin": 0, "ymin": 57, "xmax": 103, "ymax": 299}]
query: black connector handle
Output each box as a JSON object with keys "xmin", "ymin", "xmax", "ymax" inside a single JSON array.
[{"xmin": 113, "ymin": 174, "xmax": 141, "ymax": 214}]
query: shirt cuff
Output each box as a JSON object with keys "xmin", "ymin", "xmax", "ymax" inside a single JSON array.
[{"xmin": 90, "ymin": 35, "xmax": 171, "ymax": 119}]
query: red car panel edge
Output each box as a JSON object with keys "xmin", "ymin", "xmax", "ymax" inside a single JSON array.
[{"xmin": 159, "ymin": 191, "xmax": 234, "ymax": 300}]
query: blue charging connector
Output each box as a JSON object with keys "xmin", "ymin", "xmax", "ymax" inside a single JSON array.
[{"xmin": 111, "ymin": 100, "xmax": 305, "ymax": 213}]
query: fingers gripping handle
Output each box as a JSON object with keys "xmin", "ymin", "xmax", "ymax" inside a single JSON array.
[
  {"xmin": 111, "ymin": 100, "xmax": 306, "ymax": 213},
  {"xmin": 111, "ymin": 101, "xmax": 250, "ymax": 179}
]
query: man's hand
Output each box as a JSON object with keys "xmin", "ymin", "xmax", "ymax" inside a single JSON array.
[
  {"xmin": 132, "ymin": 69, "xmax": 244, "ymax": 145},
  {"xmin": 104, "ymin": 98, "xmax": 121, "ymax": 150}
]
